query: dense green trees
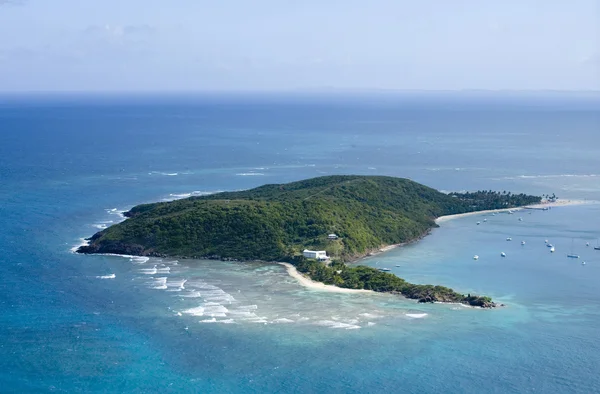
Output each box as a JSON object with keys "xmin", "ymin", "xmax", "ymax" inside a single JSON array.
[
  {"xmin": 292, "ymin": 257, "xmax": 495, "ymax": 307},
  {"xmin": 79, "ymin": 175, "xmax": 541, "ymax": 262},
  {"xmin": 448, "ymin": 190, "xmax": 541, "ymax": 210}
]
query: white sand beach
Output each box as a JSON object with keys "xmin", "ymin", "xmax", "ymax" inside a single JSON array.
[
  {"xmin": 278, "ymin": 262, "xmax": 374, "ymax": 294},
  {"xmin": 435, "ymin": 199, "xmax": 595, "ymax": 224}
]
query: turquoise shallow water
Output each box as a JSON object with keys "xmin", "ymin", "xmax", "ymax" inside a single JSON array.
[{"xmin": 1, "ymin": 93, "xmax": 600, "ymax": 392}]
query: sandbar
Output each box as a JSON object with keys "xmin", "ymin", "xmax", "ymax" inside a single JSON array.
[
  {"xmin": 278, "ymin": 262, "xmax": 374, "ymax": 294},
  {"xmin": 435, "ymin": 199, "xmax": 595, "ymax": 224}
]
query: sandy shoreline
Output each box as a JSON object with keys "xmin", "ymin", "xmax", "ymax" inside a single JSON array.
[
  {"xmin": 435, "ymin": 199, "xmax": 595, "ymax": 224},
  {"xmin": 278, "ymin": 263, "xmax": 374, "ymax": 294}
]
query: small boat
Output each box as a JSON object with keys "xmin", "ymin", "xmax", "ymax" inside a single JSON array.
[
  {"xmin": 582, "ymin": 261, "xmax": 586, "ymax": 265},
  {"xmin": 550, "ymin": 247, "xmax": 555, "ymax": 253},
  {"xmin": 473, "ymin": 255, "xmax": 479, "ymax": 260},
  {"xmin": 501, "ymin": 252, "xmax": 506, "ymax": 257},
  {"xmin": 518, "ymin": 217, "xmax": 523, "ymax": 221},
  {"xmin": 546, "ymin": 243, "xmax": 553, "ymax": 248},
  {"xmin": 476, "ymin": 221, "xmax": 481, "ymax": 225},
  {"xmin": 567, "ymin": 239, "xmax": 579, "ymax": 259},
  {"xmin": 595, "ymin": 247, "xmax": 600, "ymax": 251},
  {"xmin": 545, "ymin": 239, "xmax": 548, "ymax": 244},
  {"xmin": 586, "ymin": 242, "xmax": 590, "ymax": 247},
  {"xmin": 483, "ymin": 219, "xmax": 487, "ymax": 222},
  {"xmin": 395, "ymin": 265, "xmax": 401, "ymax": 267},
  {"xmin": 521, "ymin": 241, "xmax": 526, "ymax": 245},
  {"xmin": 506, "ymin": 237, "xmax": 512, "ymax": 241},
  {"xmin": 378, "ymin": 268, "xmax": 391, "ymax": 272}
]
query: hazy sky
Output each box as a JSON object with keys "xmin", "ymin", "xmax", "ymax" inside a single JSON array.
[{"xmin": 0, "ymin": 0, "xmax": 598, "ymax": 91}]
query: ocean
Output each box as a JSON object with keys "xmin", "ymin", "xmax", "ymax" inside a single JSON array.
[{"xmin": 1, "ymin": 92, "xmax": 599, "ymax": 393}]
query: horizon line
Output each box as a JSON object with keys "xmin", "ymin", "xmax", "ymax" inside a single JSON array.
[{"xmin": 1, "ymin": 88, "xmax": 599, "ymax": 96}]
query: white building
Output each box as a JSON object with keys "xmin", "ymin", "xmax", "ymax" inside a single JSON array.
[
  {"xmin": 303, "ymin": 249, "xmax": 329, "ymax": 261},
  {"xmin": 328, "ymin": 234, "xmax": 338, "ymax": 240}
]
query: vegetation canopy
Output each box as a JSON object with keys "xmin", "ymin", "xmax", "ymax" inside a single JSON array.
[{"xmin": 79, "ymin": 175, "xmax": 540, "ymax": 261}]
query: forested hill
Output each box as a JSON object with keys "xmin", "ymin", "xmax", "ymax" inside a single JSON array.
[{"xmin": 78, "ymin": 175, "xmax": 541, "ymax": 261}]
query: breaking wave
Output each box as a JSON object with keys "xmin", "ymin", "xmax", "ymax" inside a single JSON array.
[{"xmin": 96, "ymin": 274, "xmax": 116, "ymax": 279}]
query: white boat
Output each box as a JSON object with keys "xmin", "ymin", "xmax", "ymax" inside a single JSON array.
[
  {"xmin": 586, "ymin": 242, "xmax": 590, "ymax": 247},
  {"xmin": 378, "ymin": 268, "xmax": 391, "ymax": 272},
  {"xmin": 582, "ymin": 261, "xmax": 586, "ymax": 265},
  {"xmin": 518, "ymin": 217, "xmax": 523, "ymax": 221},
  {"xmin": 473, "ymin": 255, "xmax": 479, "ymax": 260},
  {"xmin": 550, "ymin": 247, "xmax": 555, "ymax": 253},
  {"xmin": 483, "ymin": 219, "xmax": 487, "ymax": 222},
  {"xmin": 501, "ymin": 252, "xmax": 506, "ymax": 257},
  {"xmin": 476, "ymin": 221, "xmax": 481, "ymax": 225},
  {"xmin": 521, "ymin": 241, "xmax": 526, "ymax": 245},
  {"xmin": 546, "ymin": 243, "xmax": 553, "ymax": 248},
  {"xmin": 567, "ymin": 239, "xmax": 579, "ymax": 259},
  {"xmin": 506, "ymin": 237, "xmax": 512, "ymax": 241},
  {"xmin": 508, "ymin": 210, "xmax": 514, "ymax": 215},
  {"xmin": 545, "ymin": 239, "xmax": 548, "ymax": 244}
]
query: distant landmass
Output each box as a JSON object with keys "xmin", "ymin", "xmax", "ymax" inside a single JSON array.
[{"xmin": 78, "ymin": 175, "xmax": 541, "ymax": 307}]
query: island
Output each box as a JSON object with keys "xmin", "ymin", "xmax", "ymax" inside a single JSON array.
[{"xmin": 78, "ymin": 175, "xmax": 542, "ymax": 308}]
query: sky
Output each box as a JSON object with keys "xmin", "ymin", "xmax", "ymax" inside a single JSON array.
[{"xmin": 0, "ymin": 0, "xmax": 598, "ymax": 92}]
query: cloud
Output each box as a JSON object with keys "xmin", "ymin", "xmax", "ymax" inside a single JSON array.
[
  {"xmin": 0, "ymin": 0, "xmax": 26, "ymax": 5},
  {"xmin": 83, "ymin": 24, "xmax": 157, "ymax": 41},
  {"xmin": 580, "ymin": 52, "xmax": 599, "ymax": 67}
]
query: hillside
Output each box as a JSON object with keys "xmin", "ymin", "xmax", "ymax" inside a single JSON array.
[{"xmin": 78, "ymin": 175, "xmax": 540, "ymax": 261}]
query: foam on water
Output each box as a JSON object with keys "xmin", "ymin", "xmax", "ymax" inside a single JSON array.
[
  {"xmin": 199, "ymin": 318, "xmax": 236, "ymax": 324},
  {"xmin": 150, "ymin": 277, "xmax": 168, "ymax": 290},
  {"xmin": 96, "ymin": 274, "xmax": 116, "ymax": 279},
  {"xmin": 184, "ymin": 280, "xmax": 219, "ymax": 290},
  {"xmin": 406, "ymin": 313, "xmax": 428, "ymax": 319},
  {"xmin": 314, "ymin": 320, "xmax": 361, "ymax": 330},
  {"xmin": 200, "ymin": 289, "xmax": 236, "ymax": 303},
  {"xmin": 70, "ymin": 238, "xmax": 90, "ymax": 253},
  {"xmin": 271, "ymin": 318, "xmax": 294, "ymax": 324},
  {"xmin": 104, "ymin": 208, "xmax": 126, "ymax": 220},
  {"xmin": 236, "ymin": 172, "xmax": 265, "ymax": 176},
  {"xmin": 183, "ymin": 306, "xmax": 205, "ymax": 316},
  {"xmin": 162, "ymin": 191, "xmax": 219, "ymax": 201},
  {"xmin": 130, "ymin": 256, "xmax": 150, "ymax": 264},
  {"xmin": 166, "ymin": 279, "xmax": 186, "ymax": 291},
  {"xmin": 180, "ymin": 291, "xmax": 202, "ymax": 298},
  {"xmin": 139, "ymin": 266, "xmax": 157, "ymax": 275},
  {"xmin": 236, "ymin": 304, "xmax": 258, "ymax": 310},
  {"xmin": 227, "ymin": 309, "xmax": 259, "ymax": 319},
  {"xmin": 202, "ymin": 303, "xmax": 229, "ymax": 316},
  {"xmin": 156, "ymin": 266, "xmax": 171, "ymax": 274},
  {"xmin": 245, "ymin": 317, "xmax": 269, "ymax": 324},
  {"xmin": 358, "ymin": 312, "xmax": 383, "ymax": 319},
  {"xmin": 148, "ymin": 171, "xmax": 181, "ymax": 176}
]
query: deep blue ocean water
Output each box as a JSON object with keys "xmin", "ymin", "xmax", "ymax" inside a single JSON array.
[{"xmin": 1, "ymin": 93, "xmax": 600, "ymax": 393}]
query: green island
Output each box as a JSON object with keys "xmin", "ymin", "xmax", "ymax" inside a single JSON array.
[{"xmin": 78, "ymin": 175, "xmax": 541, "ymax": 308}]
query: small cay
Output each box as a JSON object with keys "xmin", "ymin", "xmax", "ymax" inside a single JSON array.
[{"xmin": 78, "ymin": 175, "xmax": 541, "ymax": 308}]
